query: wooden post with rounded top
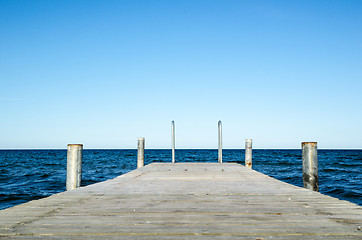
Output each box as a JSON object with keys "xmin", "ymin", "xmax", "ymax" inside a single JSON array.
[
  {"xmin": 66, "ymin": 144, "xmax": 83, "ymax": 191},
  {"xmin": 137, "ymin": 138, "xmax": 145, "ymax": 168},
  {"xmin": 302, "ymin": 142, "xmax": 319, "ymax": 191},
  {"xmin": 245, "ymin": 139, "xmax": 252, "ymax": 169}
]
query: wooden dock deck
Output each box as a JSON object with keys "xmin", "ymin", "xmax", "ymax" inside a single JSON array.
[{"xmin": 1, "ymin": 163, "xmax": 361, "ymax": 239}]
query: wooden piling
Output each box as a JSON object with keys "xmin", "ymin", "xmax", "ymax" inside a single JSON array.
[
  {"xmin": 66, "ymin": 144, "xmax": 83, "ymax": 191},
  {"xmin": 302, "ymin": 142, "xmax": 318, "ymax": 191},
  {"xmin": 218, "ymin": 121, "xmax": 222, "ymax": 163},
  {"xmin": 137, "ymin": 138, "xmax": 145, "ymax": 168},
  {"xmin": 245, "ymin": 139, "xmax": 252, "ymax": 169},
  {"xmin": 171, "ymin": 121, "xmax": 175, "ymax": 163}
]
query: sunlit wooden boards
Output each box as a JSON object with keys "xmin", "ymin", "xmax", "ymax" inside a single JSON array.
[{"xmin": 1, "ymin": 163, "xmax": 361, "ymax": 239}]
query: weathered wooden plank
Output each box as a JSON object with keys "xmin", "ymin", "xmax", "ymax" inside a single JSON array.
[{"xmin": 0, "ymin": 163, "xmax": 361, "ymax": 239}]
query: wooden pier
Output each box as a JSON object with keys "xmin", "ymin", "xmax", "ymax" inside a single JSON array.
[{"xmin": 1, "ymin": 163, "xmax": 361, "ymax": 239}]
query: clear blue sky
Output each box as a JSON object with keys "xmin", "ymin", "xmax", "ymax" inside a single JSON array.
[{"xmin": 1, "ymin": 0, "xmax": 361, "ymax": 149}]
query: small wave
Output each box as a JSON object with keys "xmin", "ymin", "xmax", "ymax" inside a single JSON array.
[
  {"xmin": 323, "ymin": 187, "xmax": 362, "ymax": 205},
  {"xmin": 124, "ymin": 153, "xmax": 135, "ymax": 157},
  {"xmin": 40, "ymin": 173, "xmax": 50, "ymax": 179}
]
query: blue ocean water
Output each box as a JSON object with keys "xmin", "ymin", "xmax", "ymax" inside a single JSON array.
[{"xmin": 0, "ymin": 149, "xmax": 361, "ymax": 210}]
